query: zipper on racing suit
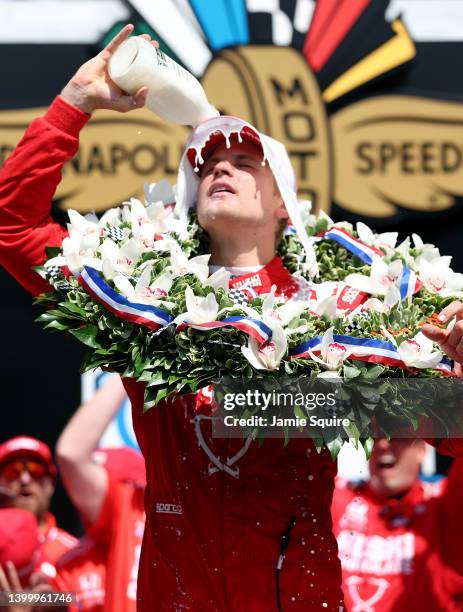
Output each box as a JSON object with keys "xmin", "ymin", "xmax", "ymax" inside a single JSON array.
[{"xmin": 275, "ymin": 515, "xmax": 297, "ymax": 612}]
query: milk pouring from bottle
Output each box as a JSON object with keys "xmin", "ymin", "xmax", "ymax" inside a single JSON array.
[{"xmin": 108, "ymin": 37, "xmax": 219, "ymax": 127}]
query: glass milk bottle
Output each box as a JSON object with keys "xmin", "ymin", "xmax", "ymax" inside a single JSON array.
[{"xmin": 108, "ymin": 37, "xmax": 219, "ymax": 127}]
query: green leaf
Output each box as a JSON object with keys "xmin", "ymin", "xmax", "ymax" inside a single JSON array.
[
  {"xmin": 326, "ymin": 438, "xmax": 344, "ymax": 461},
  {"xmin": 69, "ymin": 325, "xmax": 101, "ymax": 348},
  {"xmin": 361, "ymin": 437, "xmax": 374, "ymax": 459},
  {"xmin": 363, "ymin": 365, "xmax": 386, "ymax": 380},
  {"xmin": 45, "ymin": 246, "xmax": 61, "ymax": 259},
  {"xmin": 294, "ymin": 405, "xmax": 307, "ymax": 421},
  {"xmin": 343, "ymin": 365, "xmax": 361, "ymax": 379}
]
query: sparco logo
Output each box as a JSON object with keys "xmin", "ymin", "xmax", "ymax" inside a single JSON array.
[{"xmin": 155, "ymin": 502, "xmax": 183, "ymax": 515}]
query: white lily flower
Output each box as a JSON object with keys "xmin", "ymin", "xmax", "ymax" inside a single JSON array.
[
  {"xmin": 98, "ymin": 207, "xmax": 121, "ymax": 228},
  {"xmin": 144, "ymin": 235, "xmax": 182, "ymax": 255},
  {"xmin": 334, "ymin": 221, "xmax": 354, "ymax": 234},
  {"xmin": 46, "ymin": 233, "xmax": 102, "ymax": 275},
  {"xmin": 169, "ymin": 251, "xmax": 210, "ymax": 281},
  {"xmin": 305, "ymin": 282, "xmax": 337, "ymax": 318},
  {"xmin": 241, "ymin": 321, "xmax": 287, "ymax": 371},
  {"xmin": 122, "ymin": 199, "xmax": 165, "ymax": 249},
  {"xmin": 397, "ymin": 332, "xmax": 443, "ymax": 369},
  {"xmin": 113, "ymin": 268, "xmax": 173, "ymax": 307},
  {"xmin": 418, "ymin": 258, "xmax": 463, "ymax": 297},
  {"xmin": 66, "ymin": 209, "xmax": 99, "ymax": 237},
  {"xmin": 356, "ymin": 222, "xmax": 398, "ymax": 253},
  {"xmin": 144, "ymin": 179, "xmax": 176, "ymax": 206},
  {"xmin": 361, "ymin": 297, "xmax": 385, "ymax": 313},
  {"xmin": 395, "ymin": 236, "xmax": 416, "ymax": 266},
  {"xmin": 285, "ymin": 324, "xmax": 310, "ymax": 336},
  {"xmin": 100, "ymin": 239, "xmax": 141, "ymax": 280},
  {"xmin": 261, "ymin": 288, "xmax": 309, "ymax": 327},
  {"xmin": 175, "ymin": 286, "xmax": 219, "ymax": 325},
  {"xmin": 361, "ymin": 286, "xmax": 401, "ymax": 313},
  {"xmin": 132, "ymin": 223, "xmax": 158, "ymax": 251},
  {"xmin": 411, "ymin": 234, "xmax": 443, "ymax": 266},
  {"xmin": 308, "ymin": 328, "xmax": 354, "ymax": 375},
  {"xmin": 205, "ymin": 268, "xmax": 231, "ymax": 292},
  {"xmin": 312, "ymin": 295, "xmax": 337, "ymax": 318},
  {"xmin": 345, "ymin": 257, "xmax": 403, "ymax": 296}
]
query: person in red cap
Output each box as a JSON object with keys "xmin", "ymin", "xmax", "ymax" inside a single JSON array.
[
  {"xmin": 332, "ymin": 439, "xmax": 463, "ymax": 611},
  {"xmin": 0, "ymin": 508, "xmax": 40, "ymax": 584},
  {"xmin": 0, "ymin": 508, "xmax": 60, "ymax": 612},
  {"xmin": 54, "ymin": 375, "xmax": 145, "ymax": 612},
  {"xmin": 0, "ymin": 436, "xmax": 77, "ymax": 570},
  {"xmin": 1, "ymin": 23, "xmax": 463, "ymax": 612}
]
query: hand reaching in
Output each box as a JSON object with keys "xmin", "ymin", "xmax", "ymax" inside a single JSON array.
[
  {"xmin": 422, "ymin": 300, "xmax": 463, "ymax": 376},
  {"xmin": 61, "ymin": 24, "xmax": 158, "ymax": 114}
]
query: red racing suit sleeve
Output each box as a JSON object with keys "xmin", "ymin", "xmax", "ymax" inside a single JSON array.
[
  {"xmin": 439, "ymin": 458, "xmax": 463, "ymax": 575},
  {"xmin": 86, "ymin": 478, "xmax": 119, "ymax": 549},
  {"xmin": 0, "ymin": 96, "xmax": 90, "ymax": 296}
]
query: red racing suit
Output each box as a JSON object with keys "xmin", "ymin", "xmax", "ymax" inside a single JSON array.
[
  {"xmin": 0, "ymin": 96, "xmax": 461, "ymax": 611},
  {"xmin": 332, "ymin": 461, "xmax": 463, "ymax": 611}
]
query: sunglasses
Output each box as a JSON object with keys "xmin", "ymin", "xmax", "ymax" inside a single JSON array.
[{"xmin": 0, "ymin": 460, "xmax": 49, "ymax": 482}]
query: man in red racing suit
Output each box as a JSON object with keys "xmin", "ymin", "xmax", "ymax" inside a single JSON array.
[{"xmin": 0, "ymin": 25, "xmax": 461, "ymax": 612}]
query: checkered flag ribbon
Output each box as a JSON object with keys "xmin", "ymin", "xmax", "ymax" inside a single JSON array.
[
  {"xmin": 45, "ymin": 265, "xmax": 62, "ymax": 281},
  {"xmin": 44, "ymin": 266, "xmax": 72, "ymax": 293},
  {"xmin": 228, "ymin": 288, "xmax": 251, "ymax": 307},
  {"xmin": 344, "ymin": 312, "xmax": 370, "ymax": 334},
  {"xmin": 54, "ymin": 279, "xmax": 73, "ymax": 293},
  {"xmin": 104, "ymin": 226, "xmax": 126, "ymax": 242}
]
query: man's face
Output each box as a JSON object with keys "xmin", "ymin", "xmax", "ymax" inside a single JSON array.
[
  {"xmin": 369, "ymin": 438, "xmax": 426, "ymax": 497},
  {"xmin": 196, "ymin": 139, "xmax": 287, "ymax": 239},
  {"xmin": 0, "ymin": 457, "xmax": 54, "ymax": 518}
]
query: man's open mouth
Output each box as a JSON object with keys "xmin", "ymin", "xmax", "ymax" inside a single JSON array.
[
  {"xmin": 208, "ymin": 183, "xmax": 236, "ymax": 196},
  {"xmin": 377, "ymin": 456, "xmax": 397, "ymax": 470}
]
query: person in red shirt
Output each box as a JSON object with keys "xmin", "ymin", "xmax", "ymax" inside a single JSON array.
[
  {"xmin": 1, "ymin": 22, "xmax": 462, "ymax": 611},
  {"xmin": 53, "ymin": 537, "xmax": 106, "ymax": 612},
  {"xmin": 55, "ymin": 375, "xmax": 145, "ymax": 612},
  {"xmin": 0, "ymin": 436, "xmax": 77, "ymax": 572},
  {"xmin": 332, "ymin": 439, "xmax": 463, "ymax": 611}
]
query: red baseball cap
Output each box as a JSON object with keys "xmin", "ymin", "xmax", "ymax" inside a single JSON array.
[
  {"xmin": 186, "ymin": 115, "xmax": 263, "ymax": 170},
  {"xmin": 0, "ymin": 436, "xmax": 57, "ymax": 479},
  {"xmin": 0, "ymin": 508, "xmax": 40, "ymax": 570},
  {"xmin": 92, "ymin": 448, "xmax": 146, "ymax": 485}
]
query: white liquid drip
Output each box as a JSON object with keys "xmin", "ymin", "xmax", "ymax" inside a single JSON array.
[{"xmin": 190, "ymin": 127, "xmax": 268, "ymax": 172}]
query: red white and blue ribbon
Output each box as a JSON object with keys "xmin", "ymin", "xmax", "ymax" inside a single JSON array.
[
  {"xmin": 178, "ymin": 315, "xmax": 272, "ymax": 345},
  {"xmin": 323, "ymin": 228, "xmax": 384, "ymax": 265},
  {"xmin": 78, "ymin": 267, "xmax": 173, "ymax": 331},
  {"xmin": 289, "ymin": 334, "xmax": 404, "ymax": 367},
  {"xmin": 436, "ymin": 356, "xmax": 454, "ymax": 375},
  {"xmin": 321, "ymin": 228, "xmax": 421, "ymax": 302},
  {"xmin": 289, "ymin": 334, "xmax": 454, "ymax": 374},
  {"xmin": 399, "ymin": 267, "xmax": 422, "ymax": 301}
]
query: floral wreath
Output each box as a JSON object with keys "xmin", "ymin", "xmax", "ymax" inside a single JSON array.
[{"xmin": 35, "ymin": 180, "xmax": 463, "ymax": 456}]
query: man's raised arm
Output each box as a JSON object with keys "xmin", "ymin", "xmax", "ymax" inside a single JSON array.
[
  {"xmin": 55, "ymin": 375, "xmax": 128, "ymax": 524},
  {"xmin": 0, "ymin": 24, "xmax": 152, "ymax": 296}
]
